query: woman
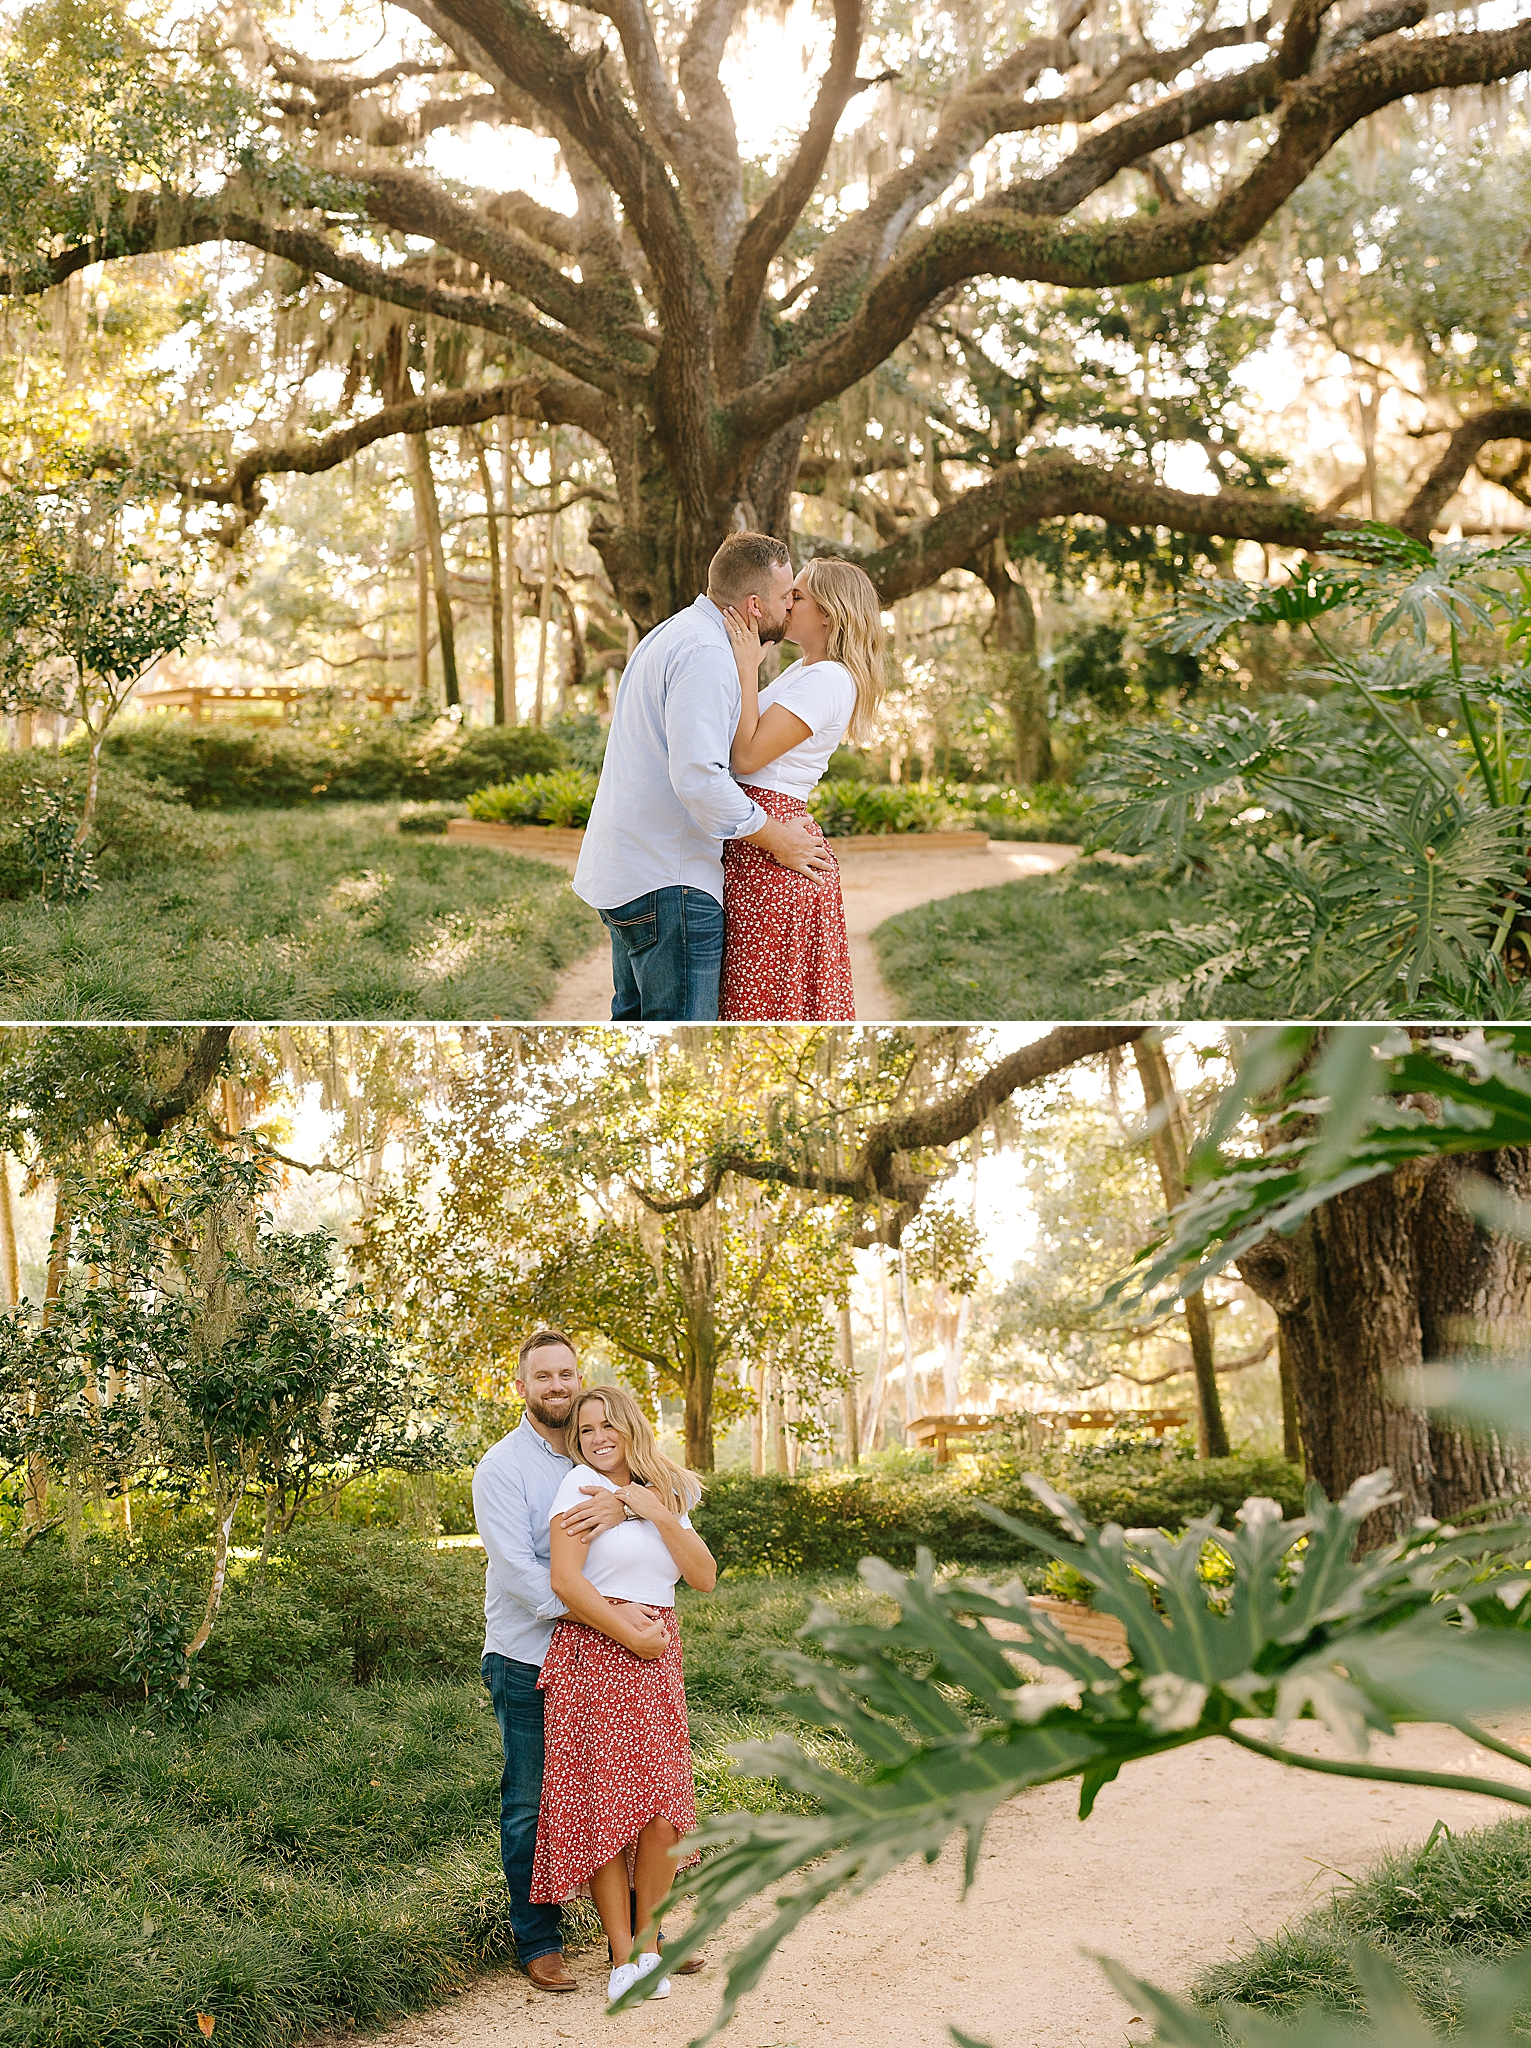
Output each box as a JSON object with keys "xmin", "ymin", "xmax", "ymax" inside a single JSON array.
[
  {"xmin": 530, "ymin": 1385, "xmax": 716, "ymax": 2004},
  {"xmin": 719, "ymin": 555, "xmax": 886, "ymax": 1021}
]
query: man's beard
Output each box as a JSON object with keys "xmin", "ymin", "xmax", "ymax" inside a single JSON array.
[
  {"xmin": 525, "ymin": 1392, "xmax": 575, "ymax": 1428},
  {"xmin": 757, "ymin": 612, "xmax": 788, "ymax": 646}
]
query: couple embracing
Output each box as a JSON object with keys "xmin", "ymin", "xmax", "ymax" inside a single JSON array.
[
  {"xmin": 472, "ymin": 1329, "xmax": 716, "ymax": 2003},
  {"xmin": 572, "ymin": 531, "xmax": 887, "ymax": 1022}
]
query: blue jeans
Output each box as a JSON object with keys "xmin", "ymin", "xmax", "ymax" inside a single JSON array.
[
  {"xmin": 482, "ymin": 1653, "xmax": 563, "ymax": 1965},
  {"xmin": 600, "ymin": 886, "xmax": 725, "ymax": 1021}
]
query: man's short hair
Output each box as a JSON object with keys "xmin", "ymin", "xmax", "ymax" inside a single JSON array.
[
  {"xmin": 707, "ymin": 531, "xmax": 792, "ymax": 607},
  {"xmin": 518, "ymin": 1327, "xmax": 577, "ymax": 1369}
]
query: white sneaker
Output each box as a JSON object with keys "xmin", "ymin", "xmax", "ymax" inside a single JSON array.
[
  {"xmin": 636, "ymin": 1951, "xmax": 671, "ymax": 1999},
  {"xmin": 607, "ymin": 1962, "xmax": 640, "ymax": 2003}
]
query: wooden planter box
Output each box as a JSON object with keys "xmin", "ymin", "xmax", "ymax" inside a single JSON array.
[
  {"xmin": 446, "ymin": 820, "xmax": 991, "ymax": 856},
  {"xmin": 446, "ymin": 819, "xmax": 586, "ymax": 857}
]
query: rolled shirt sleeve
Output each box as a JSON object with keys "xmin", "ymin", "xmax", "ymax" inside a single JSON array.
[{"xmin": 666, "ymin": 656, "xmax": 768, "ymax": 843}]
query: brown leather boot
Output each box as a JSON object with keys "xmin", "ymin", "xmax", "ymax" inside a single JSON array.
[{"xmin": 526, "ymin": 1953, "xmax": 577, "ymax": 1992}]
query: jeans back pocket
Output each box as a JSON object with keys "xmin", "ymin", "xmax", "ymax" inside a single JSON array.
[{"xmin": 602, "ymin": 893, "xmax": 659, "ymax": 955}]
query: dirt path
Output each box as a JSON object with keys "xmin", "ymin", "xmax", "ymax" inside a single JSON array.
[
  {"xmin": 350, "ymin": 1719, "xmax": 1530, "ymax": 2048},
  {"xmin": 537, "ymin": 841, "xmax": 1078, "ymax": 1021}
]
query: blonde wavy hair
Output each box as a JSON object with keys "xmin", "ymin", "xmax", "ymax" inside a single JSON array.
[
  {"xmin": 797, "ymin": 556, "xmax": 886, "ymax": 745},
  {"xmin": 562, "ymin": 1385, "xmax": 703, "ymax": 1518}
]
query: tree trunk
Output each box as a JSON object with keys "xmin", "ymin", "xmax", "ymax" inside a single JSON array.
[
  {"xmin": 534, "ymin": 429, "xmax": 559, "ymax": 730},
  {"xmin": 839, "ymin": 1304, "xmax": 860, "ymax": 1467},
  {"xmin": 0, "ymin": 1154, "xmax": 19, "ymax": 1308},
  {"xmin": 474, "ymin": 435, "xmax": 506, "ymax": 728},
  {"xmin": 1133, "ymin": 1039, "xmax": 1230, "ymax": 1458},
  {"xmin": 1236, "ymin": 1166, "xmax": 1437, "ymax": 1545},
  {"xmin": 977, "ymin": 537, "xmax": 1053, "ymax": 785},
  {"xmin": 1415, "ymin": 1150, "xmax": 1531, "ymax": 1519},
  {"xmin": 750, "ymin": 1363, "xmax": 764, "ymax": 1476},
  {"xmin": 408, "ymin": 434, "xmax": 461, "ymax": 709},
  {"xmin": 1277, "ymin": 1329, "xmax": 1303, "ymax": 1468},
  {"xmin": 896, "ymin": 1248, "xmax": 916, "ymax": 1436},
  {"xmin": 495, "ymin": 417, "xmax": 518, "ymax": 724}
]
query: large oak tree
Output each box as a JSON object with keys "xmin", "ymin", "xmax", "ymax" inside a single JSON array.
[{"xmin": 8, "ymin": 0, "xmax": 1531, "ymax": 636}]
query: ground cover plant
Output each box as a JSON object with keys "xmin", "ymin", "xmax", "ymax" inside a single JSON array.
[
  {"xmin": 871, "ymin": 859, "xmax": 1226, "ymax": 1020},
  {"xmin": 1189, "ymin": 1816, "xmax": 1531, "ymax": 2035},
  {"xmin": 0, "ymin": 803, "xmax": 598, "ymax": 1019},
  {"xmin": 0, "ymin": 1544, "xmax": 880, "ymax": 2048}
]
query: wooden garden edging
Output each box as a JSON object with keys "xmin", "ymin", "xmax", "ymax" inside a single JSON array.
[{"xmin": 444, "ymin": 819, "xmax": 991, "ymax": 856}]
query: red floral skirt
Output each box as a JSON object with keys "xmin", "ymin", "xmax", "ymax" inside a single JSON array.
[
  {"xmin": 529, "ymin": 1606, "xmax": 700, "ymax": 1903},
  {"xmin": 720, "ymin": 786, "xmax": 856, "ymax": 1021}
]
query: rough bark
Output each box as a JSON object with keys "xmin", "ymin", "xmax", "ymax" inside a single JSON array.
[
  {"xmin": 1415, "ymin": 1151, "xmax": 1531, "ymax": 1519},
  {"xmin": 1237, "ymin": 1165, "xmax": 1437, "ymax": 1545},
  {"xmin": 21, "ymin": 5, "xmax": 1531, "ymax": 625}
]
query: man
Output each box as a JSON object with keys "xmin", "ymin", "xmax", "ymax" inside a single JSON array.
[
  {"xmin": 473, "ymin": 1329, "xmax": 628, "ymax": 1992},
  {"xmin": 573, "ymin": 530, "xmax": 832, "ymax": 1020}
]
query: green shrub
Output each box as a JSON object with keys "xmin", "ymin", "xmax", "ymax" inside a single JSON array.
[
  {"xmin": 964, "ymin": 782, "xmax": 1091, "ymax": 844},
  {"xmin": 93, "ymin": 722, "xmax": 566, "ymax": 810},
  {"xmin": 0, "ymin": 1528, "xmax": 484, "ymax": 1709},
  {"xmin": 691, "ymin": 1455, "xmax": 1305, "ymax": 1577},
  {"xmin": 808, "ymin": 780, "xmax": 964, "ymax": 836},
  {"xmin": 465, "ymin": 768, "xmax": 598, "ymax": 828},
  {"xmin": 0, "ymin": 757, "xmax": 222, "ymax": 896},
  {"xmin": 274, "ymin": 1528, "xmax": 485, "ymax": 1684}
]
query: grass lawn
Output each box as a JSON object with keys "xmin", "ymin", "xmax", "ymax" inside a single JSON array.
[
  {"xmin": 1192, "ymin": 1814, "xmax": 1531, "ymax": 2033},
  {"xmin": 873, "ymin": 858, "xmax": 1272, "ymax": 1020},
  {"xmin": 1, "ymin": 1573, "xmax": 882, "ymax": 2048},
  {"xmin": 0, "ymin": 804, "xmax": 599, "ymax": 1020}
]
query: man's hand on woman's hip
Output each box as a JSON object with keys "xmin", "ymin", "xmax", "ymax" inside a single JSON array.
[{"xmin": 747, "ymin": 814, "xmax": 832, "ymax": 874}]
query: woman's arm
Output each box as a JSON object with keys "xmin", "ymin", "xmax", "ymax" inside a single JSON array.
[
  {"xmin": 618, "ymin": 1487, "xmax": 718, "ymax": 1593},
  {"xmin": 549, "ymin": 1520, "xmax": 668, "ymax": 1657},
  {"xmin": 724, "ymin": 608, "xmax": 812, "ymax": 776}
]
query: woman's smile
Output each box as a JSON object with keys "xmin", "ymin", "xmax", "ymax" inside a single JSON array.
[{"xmin": 579, "ymin": 1412, "xmax": 628, "ymax": 1475}]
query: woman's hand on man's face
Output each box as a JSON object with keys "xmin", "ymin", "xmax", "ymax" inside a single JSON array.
[{"xmin": 723, "ymin": 604, "xmax": 766, "ymax": 673}]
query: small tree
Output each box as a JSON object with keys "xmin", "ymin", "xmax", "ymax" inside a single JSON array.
[
  {"xmin": 0, "ymin": 1139, "xmax": 431, "ymax": 1669},
  {"xmin": 0, "ymin": 456, "xmax": 210, "ymax": 859}
]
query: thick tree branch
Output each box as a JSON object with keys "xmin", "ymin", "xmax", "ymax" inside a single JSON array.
[
  {"xmin": 722, "ymin": 0, "xmax": 866, "ymax": 364},
  {"xmin": 2, "ymin": 192, "xmax": 642, "ymax": 400},
  {"xmin": 189, "ymin": 374, "xmax": 607, "ymax": 538},
  {"xmin": 358, "ymin": 165, "xmax": 649, "ymax": 357},
  {"xmin": 1394, "ymin": 405, "xmax": 1531, "ymax": 540},
  {"xmin": 404, "ymin": 0, "xmax": 708, "ymax": 330},
  {"xmin": 730, "ymin": 16, "xmax": 1531, "ymax": 455},
  {"xmin": 627, "ymin": 1025, "xmax": 1144, "ymax": 1247},
  {"xmin": 834, "ymin": 453, "xmax": 1365, "ymax": 602}
]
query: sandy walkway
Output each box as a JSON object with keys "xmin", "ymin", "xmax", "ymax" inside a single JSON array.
[
  {"xmin": 351, "ymin": 1719, "xmax": 1531, "ymax": 2048},
  {"xmin": 537, "ymin": 841, "xmax": 1079, "ymax": 1022}
]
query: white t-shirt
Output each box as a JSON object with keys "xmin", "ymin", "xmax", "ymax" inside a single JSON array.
[
  {"xmin": 737, "ymin": 658, "xmax": 857, "ymax": 801},
  {"xmin": 547, "ymin": 1466, "xmax": 695, "ymax": 1608}
]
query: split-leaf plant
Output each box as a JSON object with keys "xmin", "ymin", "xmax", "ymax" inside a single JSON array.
[
  {"xmin": 1084, "ymin": 529, "xmax": 1531, "ymax": 1019},
  {"xmin": 626, "ymin": 1457, "xmax": 1531, "ymax": 2040}
]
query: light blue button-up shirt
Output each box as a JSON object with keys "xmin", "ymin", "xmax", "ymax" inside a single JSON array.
[
  {"xmin": 572, "ymin": 594, "xmax": 768, "ymax": 909},
  {"xmin": 472, "ymin": 1415, "xmax": 573, "ymax": 1667}
]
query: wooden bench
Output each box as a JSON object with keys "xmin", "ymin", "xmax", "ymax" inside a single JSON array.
[{"xmin": 907, "ymin": 1408, "xmax": 1187, "ymax": 1462}]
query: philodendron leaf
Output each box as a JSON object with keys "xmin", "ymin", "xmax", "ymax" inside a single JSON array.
[{"xmin": 642, "ymin": 1483, "xmax": 1531, "ymax": 2041}]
